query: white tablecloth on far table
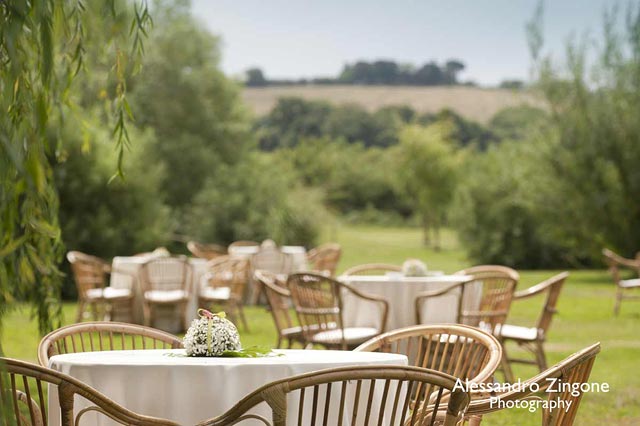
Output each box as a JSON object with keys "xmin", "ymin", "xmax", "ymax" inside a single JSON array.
[
  {"xmin": 110, "ymin": 256, "xmax": 208, "ymax": 331},
  {"xmin": 340, "ymin": 274, "xmax": 480, "ymax": 331},
  {"xmin": 48, "ymin": 349, "xmax": 408, "ymax": 425}
]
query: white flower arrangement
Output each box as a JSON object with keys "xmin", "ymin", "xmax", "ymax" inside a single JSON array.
[
  {"xmin": 402, "ymin": 259, "xmax": 429, "ymax": 277},
  {"xmin": 183, "ymin": 310, "xmax": 241, "ymax": 357}
]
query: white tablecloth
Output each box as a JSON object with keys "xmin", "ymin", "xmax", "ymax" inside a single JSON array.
[
  {"xmin": 110, "ymin": 256, "xmax": 208, "ymax": 332},
  {"xmin": 48, "ymin": 349, "xmax": 407, "ymax": 425},
  {"xmin": 340, "ymin": 274, "xmax": 480, "ymax": 331}
]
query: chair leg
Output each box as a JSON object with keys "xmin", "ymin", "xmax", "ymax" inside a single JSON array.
[
  {"xmin": 90, "ymin": 302, "xmax": 99, "ymax": 321},
  {"xmin": 614, "ymin": 288, "xmax": 622, "ymax": 315},
  {"xmin": 535, "ymin": 340, "xmax": 548, "ymax": 372},
  {"xmin": 500, "ymin": 340, "xmax": 515, "ymax": 383},
  {"xmin": 237, "ymin": 303, "xmax": 249, "ymax": 332},
  {"xmin": 76, "ymin": 300, "xmax": 85, "ymax": 323}
]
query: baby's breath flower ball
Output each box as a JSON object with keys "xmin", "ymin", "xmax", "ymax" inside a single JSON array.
[
  {"xmin": 402, "ymin": 259, "xmax": 428, "ymax": 277},
  {"xmin": 183, "ymin": 313, "xmax": 241, "ymax": 357}
]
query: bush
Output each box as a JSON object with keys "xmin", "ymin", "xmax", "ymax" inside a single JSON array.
[
  {"xmin": 55, "ymin": 114, "xmax": 172, "ymax": 297},
  {"xmin": 186, "ymin": 154, "xmax": 324, "ymax": 246},
  {"xmin": 453, "ymin": 141, "xmax": 565, "ymax": 268}
]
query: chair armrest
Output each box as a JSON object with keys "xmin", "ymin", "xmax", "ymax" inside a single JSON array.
[{"xmin": 415, "ymin": 282, "xmax": 465, "ymax": 300}]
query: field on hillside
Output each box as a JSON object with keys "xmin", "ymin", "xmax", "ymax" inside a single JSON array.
[
  {"xmin": 242, "ymin": 85, "xmax": 545, "ymax": 122},
  {"xmin": 3, "ymin": 225, "xmax": 639, "ymax": 425}
]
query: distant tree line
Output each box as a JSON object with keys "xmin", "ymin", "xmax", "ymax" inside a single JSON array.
[
  {"xmin": 245, "ymin": 59, "xmax": 470, "ymax": 87},
  {"xmin": 255, "ymin": 97, "xmax": 510, "ymax": 150}
]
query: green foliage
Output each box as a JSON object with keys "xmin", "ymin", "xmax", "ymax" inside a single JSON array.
[
  {"xmin": 457, "ymin": 3, "xmax": 640, "ymax": 266},
  {"xmin": 55, "ymin": 113, "xmax": 171, "ymax": 265},
  {"xmin": 338, "ymin": 59, "xmax": 465, "ymax": 85},
  {"xmin": 275, "ymin": 138, "xmax": 410, "ymax": 217},
  {"xmin": 454, "ymin": 141, "xmax": 565, "ymax": 268},
  {"xmin": 270, "ymin": 188, "xmax": 324, "ymax": 247},
  {"xmin": 185, "ymin": 154, "xmax": 322, "ymax": 246},
  {"xmin": 395, "ymin": 124, "xmax": 461, "ymax": 247},
  {"xmin": 0, "ymin": 0, "xmax": 150, "ymax": 336},
  {"xmin": 488, "ymin": 105, "xmax": 549, "ymax": 141},
  {"xmin": 418, "ymin": 109, "xmax": 497, "ymax": 149},
  {"xmin": 257, "ymin": 98, "xmax": 416, "ymax": 149},
  {"xmin": 130, "ymin": 3, "xmax": 250, "ymax": 210}
]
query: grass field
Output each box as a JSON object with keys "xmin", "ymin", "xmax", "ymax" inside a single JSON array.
[
  {"xmin": 242, "ymin": 85, "xmax": 545, "ymax": 123},
  {"xmin": 3, "ymin": 225, "xmax": 639, "ymax": 424}
]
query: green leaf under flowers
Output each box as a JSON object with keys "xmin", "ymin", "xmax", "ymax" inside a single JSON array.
[{"xmin": 219, "ymin": 346, "xmax": 282, "ymax": 358}]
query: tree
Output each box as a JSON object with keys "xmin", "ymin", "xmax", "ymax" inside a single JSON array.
[
  {"xmin": 395, "ymin": 124, "xmax": 460, "ymax": 248},
  {"xmin": 130, "ymin": 3, "xmax": 250, "ymax": 213},
  {"xmin": 0, "ymin": 0, "xmax": 150, "ymax": 337},
  {"xmin": 246, "ymin": 67, "xmax": 267, "ymax": 87},
  {"xmin": 444, "ymin": 59, "xmax": 465, "ymax": 84}
]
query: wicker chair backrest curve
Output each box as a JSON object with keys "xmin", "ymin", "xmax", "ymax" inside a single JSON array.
[
  {"xmin": 306, "ymin": 243, "xmax": 342, "ymax": 277},
  {"xmin": 454, "ymin": 265, "xmax": 519, "ymax": 329},
  {"xmin": 37, "ymin": 322, "xmax": 182, "ymax": 367},
  {"xmin": 355, "ymin": 324, "xmax": 502, "ymax": 385},
  {"xmin": 0, "ymin": 357, "xmax": 179, "ymax": 426},
  {"xmin": 198, "ymin": 365, "xmax": 470, "ymax": 426},
  {"xmin": 254, "ymin": 271, "xmax": 298, "ymax": 345},
  {"xmin": 342, "ymin": 263, "xmax": 402, "ymax": 276},
  {"xmin": 187, "ymin": 241, "xmax": 227, "ymax": 260},
  {"xmin": 464, "ymin": 342, "xmax": 601, "ymax": 425}
]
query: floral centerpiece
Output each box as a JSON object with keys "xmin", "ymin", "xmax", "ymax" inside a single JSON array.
[
  {"xmin": 402, "ymin": 259, "xmax": 429, "ymax": 277},
  {"xmin": 183, "ymin": 309, "xmax": 275, "ymax": 357}
]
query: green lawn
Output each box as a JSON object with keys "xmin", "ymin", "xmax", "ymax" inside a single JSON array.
[{"xmin": 3, "ymin": 225, "xmax": 639, "ymax": 425}]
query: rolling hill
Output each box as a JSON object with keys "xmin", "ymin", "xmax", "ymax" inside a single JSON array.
[{"xmin": 242, "ymin": 85, "xmax": 544, "ymax": 123}]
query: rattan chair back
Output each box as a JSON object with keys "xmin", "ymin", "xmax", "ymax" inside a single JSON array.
[
  {"xmin": 254, "ymin": 270, "xmax": 299, "ymax": 347},
  {"xmin": 198, "ymin": 365, "xmax": 470, "ymax": 426},
  {"xmin": 141, "ymin": 256, "xmax": 192, "ymax": 294},
  {"xmin": 37, "ymin": 322, "xmax": 182, "ymax": 367},
  {"xmin": 306, "ymin": 243, "xmax": 342, "ymax": 276},
  {"xmin": 203, "ymin": 256, "xmax": 250, "ymax": 300},
  {"xmin": 287, "ymin": 272, "xmax": 344, "ymax": 344},
  {"xmin": 454, "ymin": 265, "xmax": 519, "ymax": 329},
  {"xmin": 465, "ymin": 342, "xmax": 601, "ymax": 425},
  {"xmin": 355, "ymin": 324, "xmax": 502, "ymax": 385},
  {"xmin": 187, "ymin": 241, "xmax": 227, "ymax": 260},
  {"xmin": 67, "ymin": 251, "xmax": 108, "ymax": 301},
  {"xmin": 0, "ymin": 357, "xmax": 179, "ymax": 426},
  {"xmin": 342, "ymin": 263, "xmax": 402, "ymax": 276}
]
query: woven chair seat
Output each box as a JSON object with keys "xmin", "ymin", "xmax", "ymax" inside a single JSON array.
[
  {"xmin": 144, "ymin": 289, "xmax": 188, "ymax": 303},
  {"xmin": 86, "ymin": 287, "xmax": 132, "ymax": 300},
  {"xmin": 200, "ymin": 286, "xmax": 232, "ymax": 300},
  {"xmin": 311, "ymin": 327, "xmax": 379, "ymax": 345},
  {"xmin": 620, "ymin": 278, "xmax": 640, "ymax": 288},
  {"xmin": 499, "ymin": 324, "xmax": 538, "ymax": 341}
]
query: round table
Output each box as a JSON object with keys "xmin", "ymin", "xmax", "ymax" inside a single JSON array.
[
  {"xmin": 339, "ymin": 274, "xmax": 479, "ymax": 331},
  {"xmin": 48, "ymin": 349, "xmax": 408, "ymax": 425}
]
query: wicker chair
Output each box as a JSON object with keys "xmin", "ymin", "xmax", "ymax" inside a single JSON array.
[
  {"xmin": 306, "ymin": 243, "xmax": 342, "ymax": 277},
  {"xmin": 342, "ymin": 263, "xmax": 402, "ymax": 276},
  {"xmin": 199, "ymin": 256, "xmax": 250, "ymax": 330},
  {"xmin": 463, "ymin": 342, "xmax": 601, "ymax": 425},
  {"xmin": 140, "ymin": 256, "xmax": 193, "ymax": 332},
  {"xmin": 187, "ymin": 241, "xmax": 227, "ymax": 260},
  {"xmin": 415, "ymin": 265, "xmax": 519, "ymax": 330},
  {"xmin": 354, "ymin": 324, "xmax": 502, "ymax": 386},
  {"xmin": 499, "ymin": 272, "xmax": 569, "ymax": 382},
  {"xmin": 228, "ymin": 240, "xmax": 259, "ymax": 251},
  {"xmin": 254, "ymin": 270, "xmax": 305, "ymax": 348},
  {"xmin": 287, "ymin": 272, "xmax": 389, "ymax": 350},
  {"xmin": 67, "ymin": 251, "xmax": 135, "ymax": 323},
  {"xmin": 0, "ymin": 357, "xmax": 179, "ymax": 426},
  {"xmin": 198, "ymin": 365, "xmax": 470, "ymax": 426},
  {"xmin": 602, "ymin": 248, "xmax": 640, "ymax": 315},
  {"xmin": 37, "ymin": 321, "xmax": 182, "ymax": 366}
]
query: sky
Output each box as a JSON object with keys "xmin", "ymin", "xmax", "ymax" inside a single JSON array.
[{"xmin": 191, "ymin": 0, "xmax": 622, "ymax": 86}]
